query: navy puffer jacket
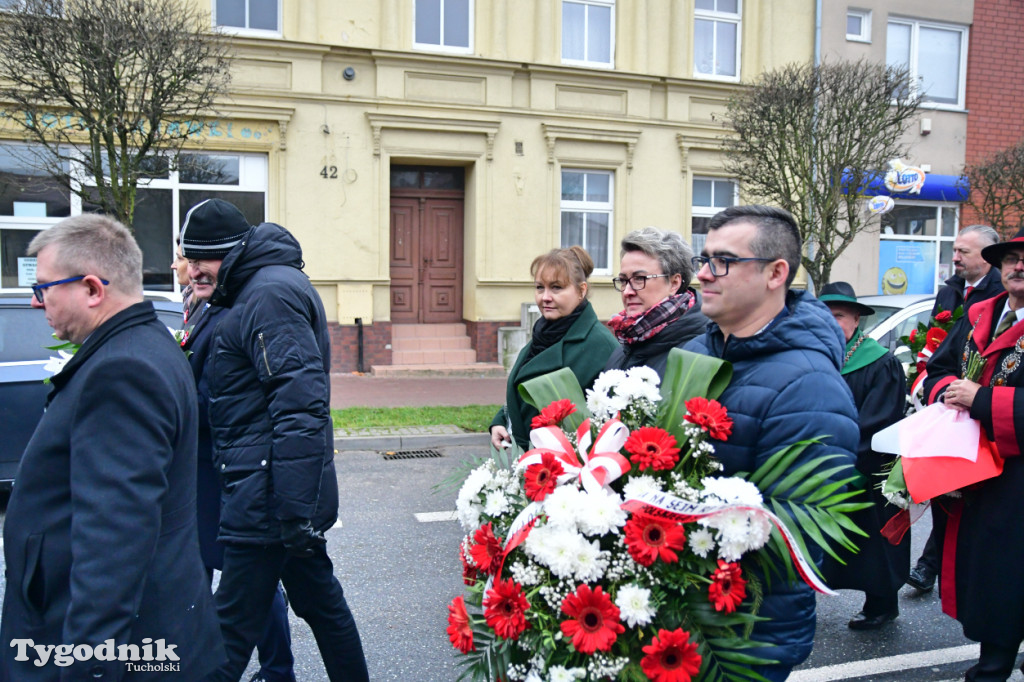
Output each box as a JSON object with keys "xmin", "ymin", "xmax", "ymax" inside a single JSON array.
[
  {"xmin": 206, "ymin": 222, "xmax": 339, "ymax": 543},
  {"xmin": 684, "ymin": 289, "xmax": 859, "ymax": 668}
]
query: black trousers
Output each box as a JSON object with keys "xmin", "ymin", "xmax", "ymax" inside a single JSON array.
[
  {"xmin": 206, "ymin": 542, "xmax": 369, "ymax": 682},
  {"xmin": 964, "ymin": 641, "xmax": 1022, "ymax": 682}
]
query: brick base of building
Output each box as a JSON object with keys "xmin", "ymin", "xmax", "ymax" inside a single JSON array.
[
  {"xmin": 465, "ymin": 320, "xmax": 514, "ymax": 364},
  {"xmin": 329, "ymin": 321, "xmax": 392, "ymax": 373}
]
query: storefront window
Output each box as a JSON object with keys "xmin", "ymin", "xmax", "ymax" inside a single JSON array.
[{"xmin": 878, "ymin": 203, "xmax": 957, "ymax": 295}]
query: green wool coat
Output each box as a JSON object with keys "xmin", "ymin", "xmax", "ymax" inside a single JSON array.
[{"xmin": 490, "ymin": 301, "xmax": 618, "ymax": 449}]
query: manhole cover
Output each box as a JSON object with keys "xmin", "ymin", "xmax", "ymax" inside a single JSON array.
[{"xmin": 381, "ymin": 448, "xmax": 443, "ymax": 460}]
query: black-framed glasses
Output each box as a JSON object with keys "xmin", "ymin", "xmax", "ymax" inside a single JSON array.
[
  {"xmin": 691, "ymin": 256, "xmax": 774, "ymax": 277},
  {"xmin": 31, "ymin": 275, "xmax": 109, "ymax": 304},
  {"xmin": 611, "ymin": 273, "xmax": 670, "ymax": 291},
  {"xmin": 1001, "ymin": 253, "xmax": 1024, "ymax": 268}
]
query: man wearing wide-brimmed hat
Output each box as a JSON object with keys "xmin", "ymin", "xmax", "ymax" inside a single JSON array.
[
  {"xmin": 924, "ymin": 226, "xmax": 1024, "ymax": 682},
  {"xmin": 818, "ymin": 282, "xmax": 909, "ymax": 631}
]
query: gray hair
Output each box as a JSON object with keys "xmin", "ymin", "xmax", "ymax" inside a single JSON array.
[
  {"xmin": 28, "ymin": 214, "xmax": 143, "ymax": 296},
  {"xmin": 620, "ymin": 226, "xmax": 694, "ymax": 289},
  {"xmin": 958, "ymin": 224, "xmax": 999, "ymax": 247},
  {"xmin": 707, "ymin": 205, "xmax": 802, "ymax": 287}
]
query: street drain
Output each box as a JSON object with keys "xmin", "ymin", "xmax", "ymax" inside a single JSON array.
[{"xmin": 381, "ymin": 448, "xmax": 443, "ymax": 460}]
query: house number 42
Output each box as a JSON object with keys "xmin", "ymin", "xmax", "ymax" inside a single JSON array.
[{"xmin": 320, "ymin": 165, "xmax": 338, "ymax": 179}]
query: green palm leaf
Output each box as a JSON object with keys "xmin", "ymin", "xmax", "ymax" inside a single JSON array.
[
  {"xmin": 518, "ymin": 367, "xmax": 589, "ymax": 431},
  {"xmin": 657, "ymin": 349, "xmax": 733, "ymax": 442}
]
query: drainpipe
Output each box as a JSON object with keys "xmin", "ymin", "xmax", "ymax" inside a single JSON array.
[
  {"xmin": 355, "ymin": 317, "xmax": 365, "ymax": 373},
  {"xmin": 807, "ymin": 0, "xmax": 823, "ymax": 295}
]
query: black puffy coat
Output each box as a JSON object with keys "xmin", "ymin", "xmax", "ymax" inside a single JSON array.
[
  {"xmin": 932, "ymin": 266, "xmax": 1003, "ymax": 317},
  {"xmin": 205, "ymin": 222, "xmax": 339, "ymax": 543}
]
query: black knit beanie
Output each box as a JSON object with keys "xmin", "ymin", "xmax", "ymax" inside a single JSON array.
[{"xmin": 180, "ymin": 198, "xmax": 251, "ymax": 260}]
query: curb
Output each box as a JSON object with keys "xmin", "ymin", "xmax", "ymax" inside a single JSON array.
[{"xmin": 335, "ymin": 431, "xmax": 489, "ymax": 452}]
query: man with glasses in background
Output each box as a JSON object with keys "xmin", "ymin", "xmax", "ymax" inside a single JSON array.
[
  {"xmin": 685, "ymin": 205, "xmax": 859, "ymax": 681},
  {"xmin": 1, "ymin": 215, "xmax": 224, "ymax": 680}
]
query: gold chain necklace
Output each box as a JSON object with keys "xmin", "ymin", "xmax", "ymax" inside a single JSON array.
[{"xmin": 843, "ymin": 331, "xmax": 866, "ymax": 368}]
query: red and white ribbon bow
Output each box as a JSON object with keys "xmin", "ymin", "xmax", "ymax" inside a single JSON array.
[{"xmin": 518, "ymin": 417, "xmax": 631, "ymax": 494}]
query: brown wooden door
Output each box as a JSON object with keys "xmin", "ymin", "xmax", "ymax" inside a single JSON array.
[{"xmin": 390, "ymin": 194, "xmax": 464, "ymax": 323}]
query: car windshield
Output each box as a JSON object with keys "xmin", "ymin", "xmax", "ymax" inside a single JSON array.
[
  {"xmin": 859, "ymin": 305, "xmax": 902, "ymax": 333},
  {"xmin": 0, "ymin": 307, "xmax": 62, "ymax": 362}
]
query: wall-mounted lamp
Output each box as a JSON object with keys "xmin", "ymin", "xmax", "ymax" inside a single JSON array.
[{"xmin": 920, "ymin": 118, "xmax": 932, "ymax": 136}]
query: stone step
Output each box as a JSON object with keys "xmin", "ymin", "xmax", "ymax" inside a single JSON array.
[
  {"xmin": 391, "ymin": 322, "xmax": 467, "ymax": 339},
  {"xmin": 370, "ymin": 362, "xmax": 507, "ymax": 378},
  {"xmin": 391, "ymin": 348, "xmax": 478, "ymax": 365},
  {"xmin": 390, "ymin": 335, "xmax": 472, "ymax": 351}
]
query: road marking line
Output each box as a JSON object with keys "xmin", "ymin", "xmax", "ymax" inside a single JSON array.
[
  {"xmin": 791, "ymin": 642, "xmax": 1024, "ymax": 681},
  {"xmin": 414, "ymin": 511, "xmax": 458, "ymax": 523},
  {"xmin": 331, "ymin": 520, "xmax": 343, "ymax": 530}
]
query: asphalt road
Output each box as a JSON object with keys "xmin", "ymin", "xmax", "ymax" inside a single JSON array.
[{"xmin": 2, "ymin": 445, "xmax": 1023, "ymax": 681}]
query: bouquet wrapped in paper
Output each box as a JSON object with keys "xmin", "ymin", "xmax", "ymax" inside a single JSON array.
[{"xmin": 446, "ymin": 350, "xmax": 868, "ymax": 682}]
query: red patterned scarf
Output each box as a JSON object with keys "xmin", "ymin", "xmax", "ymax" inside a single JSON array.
[{"xmin": 608, "ymin": 292, "xmax": 693, "ymax": 345}]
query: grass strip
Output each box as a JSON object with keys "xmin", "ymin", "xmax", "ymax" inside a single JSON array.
[{"xmin": 331, "ymin": 404, "xmax": 500, "ymax": 433}]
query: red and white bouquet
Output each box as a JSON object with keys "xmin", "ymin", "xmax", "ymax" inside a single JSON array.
[{"xmin": 447, "ymin": 351, "xmax": 866, "ymax": 682}]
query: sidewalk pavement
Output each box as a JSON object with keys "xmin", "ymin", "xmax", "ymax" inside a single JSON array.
[{"xmin": 331, "ymin": 373, "xmax": 506, "ymax": 451}]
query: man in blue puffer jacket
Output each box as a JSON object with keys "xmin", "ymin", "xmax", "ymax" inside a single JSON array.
[
  {"xmin": 685, "ymin": 205, "xmax": 859, "ymax": 681},
  {"xmin": 180, "ymin": 199, "xmax": 369, "ymax": 682}
]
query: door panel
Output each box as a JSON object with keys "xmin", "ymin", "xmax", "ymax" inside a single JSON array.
[{"xmin": 389, "ymin": 194, "xmax": 464, "ymax": 323}]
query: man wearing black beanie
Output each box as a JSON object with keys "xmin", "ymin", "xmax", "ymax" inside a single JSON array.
[{"xmin": 181, "ymin": 199, "xmax": 368, "ymax": 682}]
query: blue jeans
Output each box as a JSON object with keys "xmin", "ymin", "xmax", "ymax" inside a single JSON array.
[
  {"xmin": 257, "ymin": 585, "xmax": 295, "ymax": 682},
  {"xmin": 206, "ymin": 542, "xmax": 368, "ymax": 682}
]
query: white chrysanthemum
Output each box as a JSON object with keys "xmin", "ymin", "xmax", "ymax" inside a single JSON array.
[
  {"xmin": 457, "ymin": 465, "xmax": 492, "ymax": 506},
  {"xmin": 626, "ymin": 365, "xmax": 661, "ymax": 386},
  {"xmin": 523, "ymin": 669, "xmax": 543, "ymax": 682},
  {"xmin": 543, "ymin": 485, "xmax": 583, "ymax": 529},
  {"xmin": 524, "ymin": 525, "xmax": 583, "ymax": 578},
  {"xmin": 549, "ymin": 666, "xmax": 586, "ymax": 682},
  {"xmin": 688, "ymin": 527, "xmax": 716, "ymax": 558},
  {"xmin": 712, "ymin": 510, "xmax": 752, "ymax": 543},
  {"xmin": 718, "ymin": 539, "xmax": 747, "ymax": 562},
  {"xmin": 623, "ymin": 475, "xmax": 663, "ymax": 500},
  {"xmin": 484, "ymin": 489, "xmax": 510, "ymax": 516},
  {"xmin": 576, "ymin": 488, "xmax": 628, "ymax": 536},
  {"xmin": 456, "ymin": 503, "xmax": 481, "ymax": 532},
  {"xmin": 571, "ymin": 539, "xmax": 608, "ymax": 583},
  {"xmin": 615, "ymin": 584, "xmax": 655, "ymax": 627},
  {"xmin": 591, "ymin": 369, "xmax": 628, "ymax": 395},
  {"xmin": 701, "ymin": 476, "xmax": 764, "ymax": 507},
  {"xmin": 746, "ymin": 515, "xmax": 773, "ymax": 550}
]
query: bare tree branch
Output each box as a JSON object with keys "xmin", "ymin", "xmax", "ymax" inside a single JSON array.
[
  {"xmin": 0, "ymin": 0, "xmax": 232, "ymax": 226},
  {"xmin": 721, "ymin": 59, "xmax": 922, "ymax": 290},
  {"xmin": 966, "ymin": 139, "xmax": 1024, "ymax": 238}
]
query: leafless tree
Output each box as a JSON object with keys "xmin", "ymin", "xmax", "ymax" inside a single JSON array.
[
  {"xmin": 966, "ymin": 139, "xmax": 1024, "ymax": 237},
  {"xmin": 721, "ymin": 59, "xmax": 922, "ymax": 290},
  {"xmin": 0, "ymin": 0, "xmax": 231, "ymax": 226}
]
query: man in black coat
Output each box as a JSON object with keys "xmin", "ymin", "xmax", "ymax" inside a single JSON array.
[
  {"xmin": 180, "ymin": 199, "xmax": 368, "ymax": 682},
  {"xmin": 1, "ymin": 215, "xmax": 224, "ymax": 681},
  {"xmin": 819, "ymin": 282, "xmax": 909, "ymax": 630},
  {"xmin": 909, "ymin": 224, "xmax": 1003, "ymax": 593}
]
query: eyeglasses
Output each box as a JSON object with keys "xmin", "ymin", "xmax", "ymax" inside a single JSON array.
[
  {"xmin": 1002, "ymin": 253, "xmax": 1024, "ymax": 268},
  {"xmin": 31, "ymin": 275, "xmax": 109, "ymax": 304},
  {"xmin": 691, "ymin": 255, "xmax": 774, "ymax": 277},
  {"xmin": 611, "ymin": 273, "xmax": 670, "ymax": 291}
]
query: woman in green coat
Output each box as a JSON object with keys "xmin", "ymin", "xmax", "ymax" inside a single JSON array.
[{"xmin": 489, "ymin": 246, "xmax": 618, "ymax": 450}]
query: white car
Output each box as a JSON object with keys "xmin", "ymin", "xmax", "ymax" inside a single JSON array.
[{"xmin": 857, "ymin": 293, "xmax": 937, "ymax": 367}]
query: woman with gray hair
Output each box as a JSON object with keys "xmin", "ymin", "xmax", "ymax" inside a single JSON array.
[{"xmin": 605, "ymin": 226, "xmax": 708, "ymax": 377}]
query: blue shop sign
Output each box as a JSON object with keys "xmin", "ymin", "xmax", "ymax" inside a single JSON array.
[{"xmin": 841, "ymin": 169, "xmax": 970, "ymax": 202}]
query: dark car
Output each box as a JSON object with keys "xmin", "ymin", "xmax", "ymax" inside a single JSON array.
[{"xmin": 0, "ymin": 291, "xmax": 184, "ymax": 486}]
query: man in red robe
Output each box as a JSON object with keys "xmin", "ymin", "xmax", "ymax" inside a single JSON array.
[{"xmin": 924, "ymin": 226, "xmax": 1024, "ymax": 682}]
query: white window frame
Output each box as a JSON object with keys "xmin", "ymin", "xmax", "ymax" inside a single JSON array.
[
  {"xmin": 560, "ymin": 168, "xmax": 614, "ymax": 275},
  {"xmin": 212, "ymin": 0, "xmax": 282, "ymax": 38},
  {"xmin": 693, "ymin": 0, "xmax": 741, "ymax": 82},
  {"xmin": 561, "ymin": 0, "xmax": 615, "ymax": 69},
  {"xmin": 413, "ymin": 0, "xmax": 474, "ymax": 55},
  {"xmin": 846, "ymin": 8, "xmax": 871, "ymax": 43},
  {"xmin": 690, "ymin": 176, "xmax": 738, "ymax": 255},
  {"xmin": 886, "ymin": 18, "xmax": 968, "ymax": 110},
  {"xmin": 878, "ymin": 201, "xmax": 959, "ymax": 294}
]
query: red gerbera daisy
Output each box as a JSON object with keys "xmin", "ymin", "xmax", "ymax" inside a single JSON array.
[
  {"xmin": 684, "ymin": 396, "xmax": 733, "ymax": 441},
  {"xmin": 483, "ymin": 578, "xmax": 530, "ymax": 640},
  {"xmin": 624, "ymin": 426, "xmax": 681, "ymax": 471},
  {"xmin": 447, "ymin": 596, "xmax": 475, "ymax": 653},
  {"xmin": 560, "ymin": 584, "xmax": 624, "ymax": 654},
  {"xmin": 641, "ymin": 628, "xmax": 702, "ymax": 682},
  {"xmin": 523, "ymin": 451, "xmax": 565, "ymax": 501},
  {"xmin": 470, "ymin": 523, "xmax": 503, "ymax": 576},
  {"xmin": 531, "ymin": 398, "xmax": 578, "ymax": 429},
  {"xmin": 624, "ymin": 513, "xmax": 685, "ymax": 567},
  {"xmin": 708, "ymin": 560, "xmax": 747, "ymax": 613}
]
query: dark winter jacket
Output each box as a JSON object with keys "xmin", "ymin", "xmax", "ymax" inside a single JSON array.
[
  {"xmin": 205, "ymin": 222, "xmax": 339, "ymax": 543},
  {"xmin": 932, "ymin": 266, "xmax": 1004, "ymax": 317},
  {"xmin": 684, "ymin": 289, "xmax": 859, "ymax": 668},
  {"xmin": 605, "ymin": 289, "xmax": 709, "ymax": 378},
  {"xmin": 491, "ymin": 301, "xmax": 617, "ymax": 449},
  {"xmin": 0, "ymin": 303, "xmax": 224, "ymax": 681}
]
